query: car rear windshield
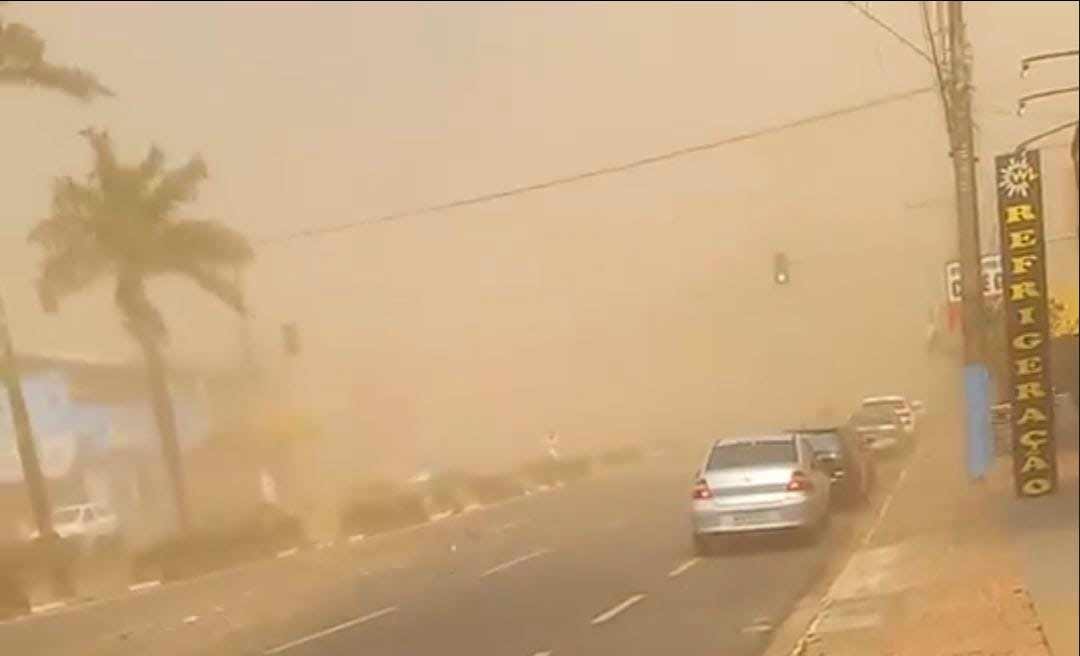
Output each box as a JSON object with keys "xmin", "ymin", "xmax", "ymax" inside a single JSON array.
[
  {"xmin": 852, "ymin": 407, "xmax": 897, "ymax": 425},
  {"xmin": 707, "ymin": 440, "xmax": 796, "ymax": 470},
  {"xmin": 800, "ymin": 431, "xmax": 841, "ymax": 453},
  {"xmin": 864, "ymin": 399, "xmax": 906, "ymax": 411}
]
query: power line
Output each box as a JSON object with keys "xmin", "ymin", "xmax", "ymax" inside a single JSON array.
[
  {"xmin": 844, "ymin": 1, "xmax": 934, "ymax": 65},
  {"xmin": 258, "ymin": 86, "xmax": 935, "ymax": 246}
]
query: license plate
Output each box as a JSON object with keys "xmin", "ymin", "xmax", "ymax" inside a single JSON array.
[{"xmin": 730, "ymin": 511, "xmax": 778, "ymax": 526}]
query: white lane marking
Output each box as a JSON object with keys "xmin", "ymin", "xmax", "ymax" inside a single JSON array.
[
  {"xmin": 263, "ymin": 606, "xmax": 398, "ymax": 654},
  {"xmin": 861, "ymin": 463, "xmax": 911, "ymax": 547},
  {"xmin": 430, "ymin": 509, "xmax": 455, "ymax": 522},
  {"xmin": 667, "ymin": 557, "xmax": 700, "ymax": 578},
  {"xmin": 590, "ymin": 594, "xmax": 647, "ymax": 626},
  {"xmin": 496, "ymin": 521, "xmax": 525, "ymax": 533},
  {"xmin": 740, "ymin": 616, "xmax": 774, "ymax": 634},
  {"xmin": 128, "ymin": 580, "xmax": 161, "ymax": 593},
  {"xmin": 532, "ymin": 651, "xmax": 553, "ymax": 656},
  {"xmin": 463, "ymin": 503, "xmax": 484, "ymax": 513},
  {"xmin": 480, "ymin": 549, "xmax": 551, "ymax": 578},
  {"xmin": 30, "ymin": 601, "xmax": 67, "ymax": 614},
  {"xmin": 348, "ymin": 533, "xmax": 366, "ymax": 544},
  {"xmin": 275, "ymin": 547, "xmax": 299, "ymax": 559}
]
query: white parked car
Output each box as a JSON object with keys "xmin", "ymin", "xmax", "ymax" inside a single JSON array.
[
  {"xmin": 29, "ymin": 503, "xmax": 120, "ymax": 547},
  {"xmin": 861, "ymin": 396, "xmax": 918, "ymax": 435}
]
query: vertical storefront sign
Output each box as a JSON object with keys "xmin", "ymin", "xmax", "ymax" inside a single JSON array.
[{"xmin": 995, "ymin": 150, "xmax": 1057, "ymax": 497}]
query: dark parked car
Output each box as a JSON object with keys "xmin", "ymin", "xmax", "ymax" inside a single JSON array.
[
  {"xmin": 847, "ymin": 405, "xmax": 909, "ymax": 454},
  {"xmin": 795, "ymin": 426, "xmax": 876, "ymax": 507}
]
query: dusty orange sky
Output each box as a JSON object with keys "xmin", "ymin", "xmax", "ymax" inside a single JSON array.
[{"xmin": 2, "ymin": 2, "xmax": 1077, "ymax": 473}]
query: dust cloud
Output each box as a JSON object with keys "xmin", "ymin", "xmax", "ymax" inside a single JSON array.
[{"xmin": 2, "ymin": 2, "xmax": 1076, "ymax": 540}]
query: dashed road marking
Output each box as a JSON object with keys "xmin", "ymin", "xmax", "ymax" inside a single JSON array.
[
  {"xmin": 263, "ymin": 606, "xmax": 398, "ymax": 654},
  {"xmin": 740, "ymin": 616, "xmax": 774, "ymax": 634},
  {"xmin": 480, "ymin": 549, "xmax": 551, "ymax": 578},
  {"xmin": 128, "ymin": 580, "xmax": 161, "ymax": 593},
  {"xmin": 30, "ymin": 601, "xmax": 67, "ymax": 614},
  {"xmin": 275, "ymin": 547, "xmax": 299, "ymax": 559},
  {"xmin": 532, "ymin": 651, "xmax": 553, "ymax": 656},
  {"xmin": 590, "ymin": 594, "xmax": 647, "ymax": 626},
  {"xmin": 348, "ymin": 533, "xmax": 366, "ymax": 544},
  {"xmin": 667, "ymin": 557, "xmax": 700, "ymax": 578}
]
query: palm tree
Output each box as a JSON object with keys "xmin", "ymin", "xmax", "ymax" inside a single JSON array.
[
  {"xmin": 1, "ymin": 14, "xmax": 112, "ymax": 99},
  {"xmin": 29, "ymin": 129, "xmax": 254, "ymax": 533},
  {"xmin": 2, "ymin": 9, "xmax": 110, "ymax": 568}
]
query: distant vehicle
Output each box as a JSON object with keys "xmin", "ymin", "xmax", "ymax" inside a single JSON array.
[
  {"xmin": 28, "ymin": 503, "xmax": 119, "ymax": 547},
  {"xmin": 861, "ymin": 396, "xmax": 918, "ymax": 435},
  {"xmin": 848, "ymin": 405, "xmax": 907, "ymax": 453},
  {"xmin": 795, "ymin": 426, "xmax": 876, "ymax": 507},
  {"xmin": 690, "ymin": 434, "xmax": 831, "ymax": 554}
]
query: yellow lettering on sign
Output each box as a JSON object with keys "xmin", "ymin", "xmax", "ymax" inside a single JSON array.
[
  {"xmin": 1018, "ymin": 429, "xmax": 1049, "ymax": 449},
  {"xmin": 1013, "ymin": 332, "xmax": 1044, "ymax": 350},
  {"xmin": 1011, "ymin": 254, "xmax": 1039, "ymax": 275},
  {"xmin": 1021, "ymin": 455, "xmax": 1051, "ymax": 474},
  {"xmin": 1017, "ymin": 306, "xmax": 1038, "ymax": 326},
  {"xmin": 1008, "ymin": 229, "xmax": 1038, "ymax": 250},
  {"xmin": 1016, "ymin": 406, "xmax": 1049, "ymax": 425},
  {"xmin": 1016, "ymin": 381, "xmax": 1048, "ymax": 401},
  {"xmin": 1005, "ymin": 204, "xmax": 1037, "ymax": 224},
  {"xmin": 1010, "ymin": 281, "xmax": 1041, "ymax": 301},
  {"xmin": 1014, "ymin": 356, "xmax": 1043, "ymax": 376},
  {"xmin": 1022, "ymin": 478, "xmax": 1053, "ymax": 496}
]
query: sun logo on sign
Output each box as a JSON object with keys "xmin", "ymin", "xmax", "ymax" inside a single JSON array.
[{"xmin": 998, "ymin": 154, "xmax": 1038, "ymax": 198}]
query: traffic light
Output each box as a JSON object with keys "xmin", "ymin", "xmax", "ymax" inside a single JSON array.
[
  {"xmin": 282, "ymin": 322, "xmax": 300, "ymax": 356},
  {"xmin": 773, "ymin": 252, "xmax": 790, "ymax": 285}
]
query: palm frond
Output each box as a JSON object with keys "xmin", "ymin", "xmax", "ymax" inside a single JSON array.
[
  {"xmin": 153, "ymin": 219, "xmax": 254, "ymax": 268},
  {"xmin": 139, "ymin": 145, "xmax": 165, "ymax": 183},
  {"xmin": 177, "ymin": 264, "xmax": 248, "ymax": 316},
  {"xmin": 0, "ymin": 21, "xmax": 45, "ymax": 63},
  {"xmin": 77, "ymin": 128, "xmax": 125, "ymax": 194},
  {"xmin": 37, "ymin": 243, "xmax": 109, "ymax": 300},
  {"xmin": 28, "ymin": 214, "xmax": 92, "ymax": 252},
  {"xmin": 149, "ymin": 156, "xmax": 208, "ymax": 218},
  {"xmin": 0, "ymin": 63, "xmax": 113, "ymax": 99},
  {"xmin": 0, "ymin": 21, "xmax": 113, "ymax": 100},
  {"xmin": 47, "ymin": 176, "xmax": 100, "ymax": 222}
]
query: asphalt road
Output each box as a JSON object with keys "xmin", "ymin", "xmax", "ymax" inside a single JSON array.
[{"xmin": 1, "ymin": 441, "xmax": 904, "ymax": 656}]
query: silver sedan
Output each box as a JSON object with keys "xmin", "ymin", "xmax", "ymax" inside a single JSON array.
[{"xmin": 690, "ymin": 434, "xmax": 831, "ymax": 552}]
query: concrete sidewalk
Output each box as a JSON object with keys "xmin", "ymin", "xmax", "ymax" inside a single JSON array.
[
  {"xmin": 790, "ymin": 407, "xmax": 1078, "ymax": 656},
  {"xmin": 1005, "ymin": 405, "xmax": 1079, "ymax": 656}
]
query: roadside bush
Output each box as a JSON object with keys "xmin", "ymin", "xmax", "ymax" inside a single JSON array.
[
  {"xmin": 519, "ymin": 456, "xmax": 594, "ymax": 487},
  {"xmin": 134, "ymin": 505, "xmax": 303, "ymax": 582},
  {"xmin": 339, "ymin": 492, "xmax": 428, "ymax": 537},
  {"xmin": 597, "ymin": 446, "xmax": 645, "ymax": 467},
  {"xmin": 519, "ymin": 458, "xmax": 561, "ymax": 487},
  {"xmin": 462, "ymin": 474, "xmax": 526, "ymax": 504},
  {"xmin": 423, "ymin": 471, "xmax": 469, "ymax": 514},
  {"xmin": 555, "ymin": 456, "xmax": 593, "ymax": 482}
]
